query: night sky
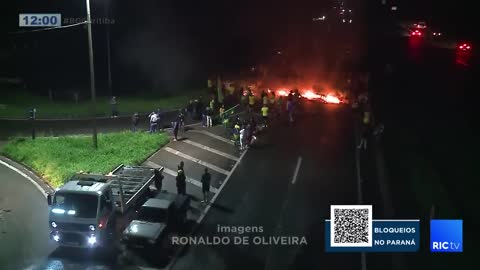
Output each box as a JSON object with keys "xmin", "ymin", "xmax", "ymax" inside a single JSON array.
[{"xmin": 1, "ymin": 0, "xmax": 477, "ymax": 96}]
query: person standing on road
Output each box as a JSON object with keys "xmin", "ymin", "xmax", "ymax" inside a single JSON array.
[
  {"xmin": 357, "ymin": 109, "xmax": 372, "ymax": 150},
  {"xmin": 232, "ymin": 119, "xmax": 241, "ymax": 144},
  {"xmin": 239, "ymin": 125, "xmax": 246, "ymax": 150},
  {"xmin": 219, "ymin": 104, "xmax": 225, "ymax": 119},
  {"xmin": 209, "ymin": 97, "xmax": 216, "ymax": 112},
  {"xmin": 179, "ymin": 109, "xmax": 186, "ymax": 132},
  {"xmin": 131, "ymin": 112, "xmax": 140, "ymax": 132},
  {"xmin": 261, "ymin": 104, "xmax": 269, "ymax": 127},
  {"xmin": 286, "ymin": 97, "xmax": 294, "ymax": 123},
  {"xmin": 262, "ymin": 92, "xmax": 269, "ymax": 106},
  {"xmin": 173, "ymin": 118, "xmax": 180, "ymax": 141},
  {"xmin": 261, "ymin": 90, "xmax": 267, "ymax": 101},
  {"xmin": 248, "ymin": 92, "xmax": 256, "ymax": 113},
  {"xmin": 176, "ymin": 164, "xmax": 187, "ymax": 195},
  {"xmin": 110, "ymin": 96, "xmax": 118, "ymax": 118},
  {"xmin": 148, "ymin": 111, "xmax": 158, "ymax": 133},
  {"xmin": 201, "ymin": 168, "xmax": 211, "ymax": 203},
  {"xmin": 276, "ymin": 96, "xmax": 283, "ymax": 117},
  {"xmin": 186, "ymin": 100, "xmax": 194, "ymax": 121},
  {"xmin": 269, "ymin": 92, "xmax": 276, "ymax": 105},
  {"xmin": 205, "ymin": 106, "xmax": 213, "ymax": 127}
]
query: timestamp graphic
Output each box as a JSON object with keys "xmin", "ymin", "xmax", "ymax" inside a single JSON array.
[{"xmin": 19, "ymin": 14, "xmax": 61, "ymax": 27}]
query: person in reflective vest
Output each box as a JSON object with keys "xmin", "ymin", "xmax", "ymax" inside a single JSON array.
[
  {"xmin": 363, "ymin": 111, "xmax": 370, "ymax": 125},
  {"xmin": 232, "ymin": 121, "xmax": 241, "ymax": 143},
  {"xmin": 248, "ymin": 93, "xmax": 256, "ymax": 111},
  {"xmin": 358, "ymin": 110, "xmax": 372, "ymax": 150},
  {"xmin": 261, "ymin": 104, "xmax": 269, "ymax": 127}
]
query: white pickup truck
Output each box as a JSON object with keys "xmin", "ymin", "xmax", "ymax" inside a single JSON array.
[{"xmin": 47, "ymin": 164, "xmax": 163, "ymax": 249}]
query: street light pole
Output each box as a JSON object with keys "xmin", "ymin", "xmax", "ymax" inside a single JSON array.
[{"xmin": 86, "ymin": 0, "xmax": 98, "ymax": 149}]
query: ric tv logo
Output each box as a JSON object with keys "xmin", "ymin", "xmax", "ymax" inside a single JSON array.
[{"xmin": 430, "ymin": 219, "xmax": 463, "ymax": 253}]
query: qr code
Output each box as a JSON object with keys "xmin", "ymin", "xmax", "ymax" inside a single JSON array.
[{"xmin": 330, "ymin": 205, "xmax": 372, "ymax": 247}]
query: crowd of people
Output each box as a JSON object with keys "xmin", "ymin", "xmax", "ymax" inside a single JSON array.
[{"xmin": 127, "ymin": 76, "xmax": 307, "ymax": 153}]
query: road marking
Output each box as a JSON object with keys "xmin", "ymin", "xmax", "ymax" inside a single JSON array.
[
  {"xmin": 0, "ymin": 160, "xmax": 47, "ymax": 198},
  {"xmin": 291, "ymin": 156, "xmax": 303, "ymax": 184},
  {"xmin": 183, "ymin": 139, "xmax": 239, "ymax": 161},
  {"xmin": 144, "ymin": 160, "xmax": 219, "ymax": 194},
  {"xmin": 166, "ymin": 148, "xmax": 249, "ymax": 270},
  {"xmin": 265, "ymin": 156, "xmax": 302, "ymax": 269},
  {"xmin": 198, "ymin": 148, "xmax": 247, "ymax": 222},
  {"xmin": 163, "ymin": 147, "xmax": 230, "ymax": 175},
  {"xmin": 189, "ymin": 129, "xmax": 234, "ymax": 145},
  {"xmin": 353, "ymin": 119, "xmax": 367, "ymax": 270}
]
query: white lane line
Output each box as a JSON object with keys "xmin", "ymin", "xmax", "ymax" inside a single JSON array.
[
  {"xmin": 144, "ymin": 160, "xmax": 219, "ymax": 194},
  {"xmin": 265, "ymin": 156, "xmax": 303, "ymax": 269},
  {"xmin": 291, "ymin": 156, "xmax": 303, "ymax": 184},
  {"xmin": 198, "ymin": 148, "xmax": 248, "ymax": 223},
  {"xmin": 189, "ymin": 129, "xmax": 234, "ymax": 145},
  {"xmin": 183, "ymin": 139, "xmax": 239, "ymax": 161},
  {"xmin": 353, "ymin": 119, "xmax": 367, "ymax": 270},
  {"xmin": 163, "ymin": 146, "xmax": 230, "ymax": 175},
  {"xmin": 166, "ymin": 148, "xmax": 249, "ymax": 270},
  {"xmin": 0, "ymin": 160, "xmax": 47, "ymax": 198}
]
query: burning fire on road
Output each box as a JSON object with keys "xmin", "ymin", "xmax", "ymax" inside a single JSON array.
[{"xmin": 275, "ymin": 89, "xmax": 343, "ymax": 104}]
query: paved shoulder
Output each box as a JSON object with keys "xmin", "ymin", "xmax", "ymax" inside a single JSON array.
[{"xmin": 0, "ymin": 156, "xmax": 53, "ymax": 196}]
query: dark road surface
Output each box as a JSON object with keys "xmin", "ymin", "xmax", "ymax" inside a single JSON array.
[
  {"xmin": 0, "ymin": 161, "xmax": 55, "ymax": 269},
  {"xmin": 170, "ymin": 101, "xmax": 371, "ymax": 270},
  {"xmin": 369, "ymin": 21, "xmax": 478, "ymax": 269}
]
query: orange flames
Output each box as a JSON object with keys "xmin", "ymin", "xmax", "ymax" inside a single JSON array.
[{"xmin": 275, "ymin": 88, "xmax": 342, "ymax": 104}]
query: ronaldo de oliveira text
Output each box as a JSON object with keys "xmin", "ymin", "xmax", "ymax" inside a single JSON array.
[{"xmin": 171, "ymin": 225, "xmax": 308, "ymax": 246}]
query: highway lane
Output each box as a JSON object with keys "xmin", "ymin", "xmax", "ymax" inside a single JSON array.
[
  {"xmin": 0, "ymin": 161, "xmax": 55, "ymax": 269},
  {"xmin": 368, "ymin": 19, "xmax": 478, "ymax": 270},
  {"xmin": 170, "ymin": 101, "xmax": 367, "ymax": 270}
]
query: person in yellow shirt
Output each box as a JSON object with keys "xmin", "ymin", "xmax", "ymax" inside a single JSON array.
[
  {"xmin": 261, "ymin": 104, "xmax": 269, "ymax": 127},
  {"xmin": 248, "ymin": 93, "xmax": 256, "ymax": 112}
]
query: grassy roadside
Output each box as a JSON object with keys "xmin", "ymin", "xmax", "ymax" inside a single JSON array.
[
  {"xmin": 0, "ymin": 90, "xmax": 203, "ymax": 119},
  {"xmin": 0, "ymin": 132, "xmax": 169, "ymax": 187}
]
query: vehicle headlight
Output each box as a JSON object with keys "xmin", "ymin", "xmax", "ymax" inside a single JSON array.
[
  {"xmin": 88, "ymin": 235, "xmax": 97, "ymax": 245},
  {"xmin": 89, "ymin": 225, "xmax": 95, "ymax": 231},
  {"xmin": 51, "ymin": 221, "xmax": 57, "ymax": 228}
]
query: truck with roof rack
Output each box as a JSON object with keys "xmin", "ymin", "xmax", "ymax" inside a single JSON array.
[{"xmin": 47, "ymin": 164, "xmax": 163, "ymax": 248}]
